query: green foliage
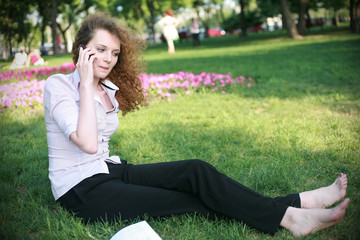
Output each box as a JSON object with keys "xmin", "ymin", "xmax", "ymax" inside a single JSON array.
[
  {"xmin": 222, "ymin": 13, "xmax": 241, "ymax": 32},
  {"xmin": 1, "ymin": 28, "xmax": 359, "ymax": 239},
  {"xmin": 221, "ymin": 9, "xmax": 264, "ymax": 33},
  {"xmin": 257, "ymin": 0, "xmax": 281, "ymax": 18},
  {"xmin": 0, "ymin": 0, "xmax": 34, "ymax": 53},
  {"xmin": 323, "ymin": 0, "xmax": 348, "ymax": 10}
]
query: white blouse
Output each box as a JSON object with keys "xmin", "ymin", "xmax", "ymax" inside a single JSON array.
[{"xmin": 44, "ymin": 69, "xmax": 121, "ymax": 200}]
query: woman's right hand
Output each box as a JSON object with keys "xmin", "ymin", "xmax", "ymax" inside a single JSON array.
[
  {"xmin": 76, "ymin": 46, "xmax": 96, "ymax": 87},
  {"xmin": 70, "ymin": 45, "xmax": 98, "ymax": 154}
]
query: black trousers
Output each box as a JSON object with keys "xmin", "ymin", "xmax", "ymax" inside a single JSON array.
[
  {"xmin": 58, "ymin": 159, "xmax": 300, "ymax": 234},
  {"xmin": 191, "ymin": 33, "xmax": 200, "ymax": 46}
]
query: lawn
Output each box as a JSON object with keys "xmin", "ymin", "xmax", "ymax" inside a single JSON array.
[{"xmin": 1, "ymin": 26, "xmax": 359, "ymax": 239}]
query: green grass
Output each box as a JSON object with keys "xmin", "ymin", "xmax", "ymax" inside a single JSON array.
[{"xmin": 1, "ymin": 26, "xmax": 359, "ymax": 239}]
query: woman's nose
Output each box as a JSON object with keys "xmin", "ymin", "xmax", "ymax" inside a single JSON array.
[{"xmin": 104, "ymin": 52, "xmax": 112, "ymax": 62}]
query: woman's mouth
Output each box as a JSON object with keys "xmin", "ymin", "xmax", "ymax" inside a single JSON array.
[{"xmin": 99, "ymin": 66, "xmax": 109, "ymax": 70}]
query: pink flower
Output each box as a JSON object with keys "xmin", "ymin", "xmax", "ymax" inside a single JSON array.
[{"xmin": 163, "ymin": 92, "xmax": 171, "ymax": 97}]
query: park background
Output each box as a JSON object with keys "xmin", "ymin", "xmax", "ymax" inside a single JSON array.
[{"xmin": 1, "ymin": 0, "xmax": 360, "ymax": 239}]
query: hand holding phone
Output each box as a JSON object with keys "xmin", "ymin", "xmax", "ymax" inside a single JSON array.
[
  {"xmin": 79, "ymin": 44, "xmax": 94, "ymax": 59},
  {"xmin": 78, "ymin": 44, "xmax": 85, "ymax": 52},
  {"xmin": 76, "ymin": 44, "xmax": 95, "ymax": 86}
]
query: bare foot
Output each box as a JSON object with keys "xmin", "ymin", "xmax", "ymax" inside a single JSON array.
[
  {"xmin": 299, "ymin": 173, "xmax": 347, "ymax": 209},
  {"xmin": 281, "ymin": 198, "xmax": 350, "ymax": 237}
]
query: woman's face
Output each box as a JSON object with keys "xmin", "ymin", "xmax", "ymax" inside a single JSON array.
[{"xmin": 86, "ymin": 29, "xmax": 121, "ymax": 81}]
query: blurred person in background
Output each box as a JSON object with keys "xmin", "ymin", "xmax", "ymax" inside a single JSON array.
[
  {"xmin": 190, "ymin": 18, "xmax": 201, "ymax": 47},
  {"xmin": 26, "ymin": 49, "xmax": 46, "ymax": 67},
  {"xmin": 9, "ymin": 49, "xmax": 27, "ymax": 69},
  {"xmin": 157, "ymin": 9, "xmax": 179, "ymax": 54}
]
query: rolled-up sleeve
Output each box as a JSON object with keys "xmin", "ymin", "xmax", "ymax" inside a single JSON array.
[{"xmin": 44, "ymin": 74, "xmax": 79, "ymax": 139}]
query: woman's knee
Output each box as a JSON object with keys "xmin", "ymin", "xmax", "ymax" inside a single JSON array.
[{"xmin": 185, "ymin": 159, "xmax": 217, "ymax": 172}]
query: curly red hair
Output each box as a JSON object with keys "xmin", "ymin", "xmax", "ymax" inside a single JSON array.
[
  {"xmin": 72, "ymin": 13, "xmax": 147, "ymax": 116},
  {"xmin": 165, "ymin": 9, "xmax": 174, "ymax": 17}
]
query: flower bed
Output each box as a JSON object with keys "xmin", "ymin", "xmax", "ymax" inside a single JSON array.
[
  {"xmin": 0, "ymin": 63, "xmax": 254, "ymax": 110},
  {"xmin": 0, "ymin": 79, "xmax": 46, "ymax": 109},
  {"xmin": 0, "ymin": 62, "xmax": 75, "ymax": 82},
  {"xmin": 140, "ymin": 72, "xmax": 253, "ymax": 98}
]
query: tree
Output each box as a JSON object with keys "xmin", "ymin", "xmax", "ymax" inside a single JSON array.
[
  {"xmin": 36, "ymin": 0, "xmax": 102, "ymax": 55},
  {"xmin": 222, "ymin": 9, "xmax": 263, "ymax": 33},
  {"xmin": 145, "ymin": 0, "xmax": 157, "ymax": 42},
  {"xmin": 258, "ymin": 0, "xmax": 281, "ymax": 18},
  {"xmin": 323, "ymin": 0, "xmax": 348, "ymax": 27},
  {"xmin": 239, "ymin": 0, "xmax": 248, "ymax": 37},
  {"xmin": 50, "ymin": 0, "xmax": 60, "ymax": 55},
  {"xmin": 193, "ymin": 0, "xmax": 226, "ymax": 38},
  {"xmin": 279, "ymin": 0, "xmax": 302, "ymax": 38},
  {"xmin": 0, "ymin": 1, "xmax": 34, "ymax": 59},
  {"xmin": 258, "ymin": 0, "xmax": 308, "ymax": 38},
  {"xmin": 108, "ymin": 0, "xmax": 159, "ymax": 42},
  {"xmin": 298, "ymin": 0, "xmax": 309, "ymax": 35},
  {"xmin": 109, "ymin": 0, "xmax": 191, "ymax": 42},
  {"xmin": 35, "ymin": 0, "xmax": 60, "ymax": 55},
  {"xmin": 37, "ymin": 1, "xmax": 50, "ymax": 48},
  {"xmin": 57, "ymin": 0, "xmax": 85, "ymax": 53},
  {"xmin": 350, "ymin": 0, "xmax": 360, "ymax": 33}
]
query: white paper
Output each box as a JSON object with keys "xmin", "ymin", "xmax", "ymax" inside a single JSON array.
[{"xmin": 110, "ymin": 221, "xmax": 162, "ymax": 240}]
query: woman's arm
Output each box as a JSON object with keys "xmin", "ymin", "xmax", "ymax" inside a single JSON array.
[{"xmin": 69, "ymin": 47, "xmax": 98, "ymax": 154}]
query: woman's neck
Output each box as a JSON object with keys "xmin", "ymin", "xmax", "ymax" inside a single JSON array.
[{"xmin": 92, "ymin": 79, "xmax": 102, "ymax": 92}]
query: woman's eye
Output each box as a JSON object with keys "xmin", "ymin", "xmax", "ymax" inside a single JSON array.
[
  {"xmin": 97, "ymin": 48, "xmax": 105, "ymax": 52},
  {"xmin": 113, "ymin": 52, "xmax": 120, "ymax": 56}
]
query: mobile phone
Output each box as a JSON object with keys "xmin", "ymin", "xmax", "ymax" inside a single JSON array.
[
  {"xmin": 78, "ymin": 44, "xmax": 94, "ymax": 59},
  {"xmin": 78, "ymin": 44, "xmax": 86, "ymax": 53}
]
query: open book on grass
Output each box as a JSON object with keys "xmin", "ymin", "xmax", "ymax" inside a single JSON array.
[{"xmin": 110, "ymin": 221, "xmax": 162, "ymax": 240}]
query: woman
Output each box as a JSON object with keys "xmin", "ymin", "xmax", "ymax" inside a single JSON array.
[
  {"xmin": 44, "ymin": 14, "xmax": 349, "ymax": 237},
  {"xmin": 157, "ymin": 9, "xmax": 179, "ymax": 54},
  {"xmin": 9, "ymin": 49, "xmax": 27, "ymax": 69},
  {"xmin": 26, "ymin": 49, "xmax": 46, "ymax": 67}
]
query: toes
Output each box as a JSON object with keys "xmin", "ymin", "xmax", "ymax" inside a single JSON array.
[
  {"xmin": 337, "ymin": 173, "xmax": 348, "ymax": 187},
  {"xmin": 339, "ymin": 199, "xmax": 350, "ymax": 212}
]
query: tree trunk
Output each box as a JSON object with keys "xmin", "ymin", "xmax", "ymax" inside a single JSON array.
[
  {"xmin": 41, "ymin": 21, "xmax": 46, "ymax": 47},
  {"xmin": 239, "ymin": 0, "xmax": 247, "ymax": 37},
  {"xmin": 350, "ymin": 0, "xmax": 360, "ymax": 33},
  {"xmin": 5, "ymin": 33, "xmax": 12, "ymax": 59},
  {"xmin": 334, "ymin": 10, "xmax": 339, "ymax": 27},
  {"xmin": 306, "ymin": 9, "xmax": 312, "ymax": 28},
  {"xmin": 60, "ymin": 30, "xmax": 68, "ymax": 53},
  {"xmin": 51, "ymin": 0, "xmax": 60, "ymax": 55},
  {"xmin": 298, "ymin": 0, "xmax": 308, "ymax": 35},
  {"xmin": 145, "ymin": 0, "xmax": 156, "ymax": 43},
  {"xmin": 38, "ymin": 1, "xmax": 48, "ymax": 48},
  {"xmin": 57, "ymin": 23, "xmax": 71, "ymax": 53},
  {"xmin": 280, "ymin": 0, "xmax": 302, "ymax": 39}
]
